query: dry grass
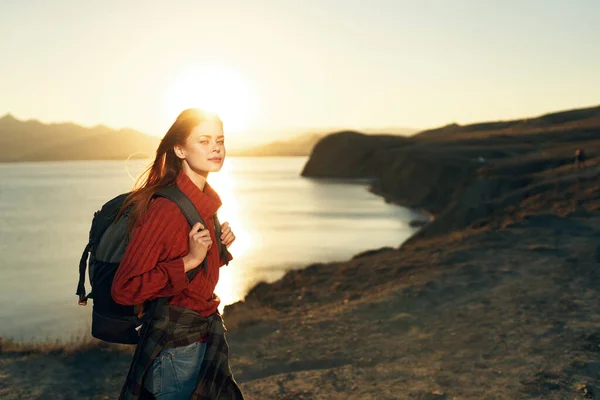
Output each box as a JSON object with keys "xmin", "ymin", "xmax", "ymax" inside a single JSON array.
[
  {"xmin": 224, "ymin": 300, "xmax": 279, "ymax": 331},
  {"xmin": 0, "ymin": 335, "xmax": 132, "ymax": 355}
]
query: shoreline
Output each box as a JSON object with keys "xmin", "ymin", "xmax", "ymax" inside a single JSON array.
[{"xmin": 0, "ymin": 174, "xmax": 420, "ymax": 347}]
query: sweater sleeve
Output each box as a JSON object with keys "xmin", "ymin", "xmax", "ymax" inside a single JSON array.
[{"xmin": 111, "ymin": 199, "xmax": 190, "ymax": 305}]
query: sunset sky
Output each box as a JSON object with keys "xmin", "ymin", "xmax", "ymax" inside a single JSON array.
[{"xmin": 1, "ymin": 0, "xmax": 599, "ymax": 148}]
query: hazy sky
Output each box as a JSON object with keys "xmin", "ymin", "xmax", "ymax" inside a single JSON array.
[{"xmin": 1, "ymin": 0, "xmax": 599, "ymax": 146}]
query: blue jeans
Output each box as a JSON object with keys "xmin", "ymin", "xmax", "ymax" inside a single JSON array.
[{"xmin": 144, "ymin": 341, "xmax": 207, "ymax": 399}]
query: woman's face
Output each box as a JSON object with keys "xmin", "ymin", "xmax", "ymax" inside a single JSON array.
[{"xmin": 175, "ymin": 120, "xmax": 226, "ymax": 174}]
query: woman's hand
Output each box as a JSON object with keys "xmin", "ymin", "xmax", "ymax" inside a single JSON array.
[
  {"xmin": 220, "ymin": 222, "xmax": 236, "ymax": 248},
  {"xmin": 182, "ymin": 222, "xmax": 212, "ymax": 272}
]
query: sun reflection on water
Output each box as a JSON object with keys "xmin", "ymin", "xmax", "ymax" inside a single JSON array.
[{"xmin": 208, "ymin": 158, "xmax": 254, "ymax": 310}]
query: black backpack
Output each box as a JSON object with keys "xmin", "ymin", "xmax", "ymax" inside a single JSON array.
[{"xmin": 76, "ymin": 184, "xmax": 232, "ymax": 344}]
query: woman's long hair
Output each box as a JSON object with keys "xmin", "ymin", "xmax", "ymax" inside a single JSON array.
[{"xmin": 117, "ymin": 108, "xmax": 222, "ymax": 235}]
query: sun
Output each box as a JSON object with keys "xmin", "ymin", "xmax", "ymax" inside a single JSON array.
[{"xmin": 164, "ymin": 64, "xmax": 255, "ymax": 134}]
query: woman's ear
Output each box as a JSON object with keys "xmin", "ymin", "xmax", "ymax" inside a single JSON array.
[{"xmin": 173, "ymin": 145, "xmax": 185, "ymax": 159}]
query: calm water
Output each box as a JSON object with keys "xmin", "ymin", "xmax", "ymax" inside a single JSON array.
[{"xmin": 0, "ymin": 157, "xmax": 421, "ymax": 342}]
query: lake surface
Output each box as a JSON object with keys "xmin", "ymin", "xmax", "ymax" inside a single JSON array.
[{"xmin": 0, "ymin": 157, "xmax": 421, "ymax": 342}]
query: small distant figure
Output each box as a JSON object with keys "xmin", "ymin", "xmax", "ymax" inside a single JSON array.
[{"xmin": 574, "ymin": 148, "xmax": 586, "ymax": 170}]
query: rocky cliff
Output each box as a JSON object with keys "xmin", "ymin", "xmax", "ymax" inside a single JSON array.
[{"xmin": 301, "ymin": 105, "xmax": 600, "ymax": 237}]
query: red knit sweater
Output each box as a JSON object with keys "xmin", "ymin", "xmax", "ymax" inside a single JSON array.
[{"xmin": 111, "ymin": 171, "xmax": 233, "ymax": 318}]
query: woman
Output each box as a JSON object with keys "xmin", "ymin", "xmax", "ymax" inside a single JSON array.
[{"xmin": 112, "ymin": 108, "xmax": 244, "ymax": 399}]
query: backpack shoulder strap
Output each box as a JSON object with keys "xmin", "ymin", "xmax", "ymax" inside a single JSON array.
[
  {"xmin": 213, "ymin": 213, "xmax": 232, "ymax": 266},
  {"xmin": 155, "ymin": 185, "xmax": 233, "ymax": 270},
  {"xmin": 155, "ymin": 185, "xmax": 207, "ymax": 228},
  {"xmin": 154, "ymin": 185, "xmax": 210, "ymax": 278}
]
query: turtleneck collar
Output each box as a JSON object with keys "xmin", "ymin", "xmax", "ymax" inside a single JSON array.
[{"xmin": 175, "ymin": 171, "xmax": 222, "ymax": 221}]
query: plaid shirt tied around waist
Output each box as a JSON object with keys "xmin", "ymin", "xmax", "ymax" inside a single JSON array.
[{"xmin": 119, "ymin": 305, "xmax": 244, "ymax": 400}]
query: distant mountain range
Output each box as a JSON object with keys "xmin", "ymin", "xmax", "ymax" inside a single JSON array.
[
  {"xmin": 233, "ymin": 127, "xmax": 417, "ymax": 157},
  {"xmin": 0, "ymin": 114, "xmax": 160, "ymax": 162},
  {"xmin": 0, "ymin": 114, "xmax": 417, "ymax": 161}
]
